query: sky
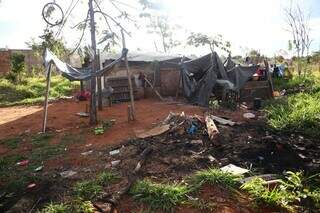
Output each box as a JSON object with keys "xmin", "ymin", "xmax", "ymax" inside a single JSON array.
[{"xmin": 0, "ymin": 0, "xmax": 320, "ymax": 57}]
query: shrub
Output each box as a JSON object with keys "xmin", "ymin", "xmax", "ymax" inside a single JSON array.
[{"xmin": 38, "ymin": 203, "xmax": 70, "ymax": 213}]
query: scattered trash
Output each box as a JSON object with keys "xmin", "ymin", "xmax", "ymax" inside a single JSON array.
[
  {"xmin": 109, "ymin": 149, "xmax": 120, "ymax": 156},
  {"xmin": 16, "ymin": 160, "xmax": 29, "ymax": 166},
  {"xmin": 187, "ymin": 124, "xmax": 198, "ymax": 135},
  {"xmin": 210, "ymin": 115, "xmax": 235, "ymax": 126},
  {"xmin": 76, "ymin": 112, "xmax": 89, "ymax": 117},
  {"xmin": 111, "ymin": 160, "xmax": 121, "ymax": 167},
  {"xmin": 220, "ymin": 164, "xmax": 249, "ymax": 175},
  {"xmin": 81, "ymin": 150, "xmax": 93, "ymax": 156},
  {"xmin": 136, "ymin": 124, "xmax": 170, "ymax": 139},
  {"xmin": 85, "ymin": 143, "xmax": 92, "ymax": 147},
  {"xmin": 258, "ymin": 156, "xmax": 265, "ymax": 161},
  {"xmin": 60, "ymin": 170, "xmax": 77, "ymax": 178},
  {"xmin": 34, "ymin": 166, "xmax": 43, "ymax": 172},
  {"xmin": 243, "ymin": 112, "xmax": 255, "ymax": 119},
  {"xmin": 27, "ymin": 183, "xmax": 36, "ymax": 189}
]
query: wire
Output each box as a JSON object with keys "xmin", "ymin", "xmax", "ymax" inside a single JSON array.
[{"xmin": 42, "ymin": 2, "xmax": 64, "ymax": 27}]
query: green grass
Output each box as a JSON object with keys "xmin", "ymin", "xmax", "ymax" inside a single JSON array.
[
  {"xmin": 0, "ymin": 75, "xmax": 79, "ymax": 106},
  {"xmin": 130, "ymin": 179, "xmax": 189, "ymax": 212},
  {"xmin": 0, "ymin": 137, "xmax": 21, "ymax": 149},
  {"xmin": 265, "ymin": 74, "xmax": 320, "ymax": 137},
  {"xmin": 265, "ymin": 92, "xmax": 320, "ymax": 137},
  {"xmin": 73, "ymin": 180, "xmax": 103, "ymax": 201},
  {"xmin": 60, "ymin": 132, "xmax": 86, "ymax": 145},
  {"xmin": 97, "ymin": 171, "xmax": 120, "ymax": 186},
  {"xmin": 190, "ymin": 168, "xmax": 240, "ymax": 190}
]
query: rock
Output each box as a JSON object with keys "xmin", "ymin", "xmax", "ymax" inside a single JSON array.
[{"xmin": 111, "ymin": 160, "xmax": 121, "ymax": 167}]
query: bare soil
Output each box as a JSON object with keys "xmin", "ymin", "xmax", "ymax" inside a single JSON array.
[{"xmin": 0, "ymin": 98, "xmax": 319, "ymax": 212}]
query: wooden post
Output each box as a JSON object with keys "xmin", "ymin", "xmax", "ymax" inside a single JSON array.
[
  {"xmin": 121, "ymin": 30, "xmax": 135, "ymax": 120},
  {"xmin": 42, "ymin": 64, "xmax": 52, "ymax": 133},
  {"xmin": 175, "ymin": 70, "xmax": 182, "ymax": 99},
  {"xmin": 89, "ymin": 0, "xmax": 98, "ymax": 125},
  {"xmin": 97, "ymin": 49, "xmax": 103, "ymax": 111}
]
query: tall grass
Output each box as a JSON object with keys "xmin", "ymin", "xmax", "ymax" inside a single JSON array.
[
  {"xmin": 266, "ymin": 74, "xmax": 320, "ymax": 137},
  {"xmin": 0, "ymin": 75, "xmax": 79, "ymax": 106}
]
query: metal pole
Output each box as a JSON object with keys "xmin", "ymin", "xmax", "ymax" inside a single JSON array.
[
  {"xmin": 42, "ymin": 64, "xmax": 52, "ymax": 133},
  {"xmin": 89, "ymin": 0, "xmax": 98, "ymax": 124},
  {"xmin": 121, "ymin": 29, "xmax": 135, "ymax": 120}
]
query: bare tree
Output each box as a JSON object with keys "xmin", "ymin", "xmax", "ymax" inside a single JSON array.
[{"xmin": 284, "ymin": 0, "xmax": 312, "ymax": 75}]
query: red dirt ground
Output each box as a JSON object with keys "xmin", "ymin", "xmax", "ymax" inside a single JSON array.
[{"xmin": 0, "ymin": 99, "xmax": 263, "ymax": 213}]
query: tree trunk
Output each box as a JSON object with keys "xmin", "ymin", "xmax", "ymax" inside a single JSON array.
[{"xmin": 89, "ymin": 0, "xmax": 98, "ymax": 125}]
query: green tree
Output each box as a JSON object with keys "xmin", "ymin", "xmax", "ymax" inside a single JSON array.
[
  {"xmin": 9, "ymin": 53, "xmax": 25, "ymax": 82},
  {"xmin": 187, "ymin": 32, "xmax": 231, "ymax": 54},
  {"xmin": 26, "ymin": 29, "xmax": 69, "ymax": 60}
]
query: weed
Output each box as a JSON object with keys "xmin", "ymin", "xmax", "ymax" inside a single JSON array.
[
  {"xmin": 73, "ymin": 180, "xmax": 102, "ymax": 201},
  {"xmin": 0, "ymin": 137, "xmax": 21, "ymax": 149},
  {"xmin": 130, "ymin": 179, "xmax": 189, "ymax": 212},
  {"xmin": 241, "ymin": 171, "xmax": 320, "ymax": 210},
  {"xmin": 72, "ymin": 199, "xmax": 95, "ymax": 213},
  {"xmin": 97, "ymin": 171, "xmax": 120, "ymax": 186},
  {"xmin": 31, "ymin": 133, "xmax": 54, "ymax": 147},
  {"xmin": 190, "ymin": 168, "xmax": 240, "ymax": 190},
  {"xmin": 38, "ymin": 202, "xmax": 70, "ymax": 213},
  {"xmin": 94, "ymin": 127, "xmax": 104, "ymax": 135}
]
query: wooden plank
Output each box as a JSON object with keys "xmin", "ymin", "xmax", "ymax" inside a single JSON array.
[{"xmin": 210, "ymin": 115, "xmax": 235, "ymax": 126}]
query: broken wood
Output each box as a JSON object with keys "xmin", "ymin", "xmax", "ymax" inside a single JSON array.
[
  {"xmin": 144, "ymin": 77, "xmax": 164, "ymax": 101},
  {"xmin": 205, "ymin": 115, "xmax": 219, "ymax": 140},
  {"xmin": 102, "ymin": 147, "xmax": 153, "ymax": 208},
  {"xmin": 210, "ymin": 115, "xmax": 235, "ymax": 126},
  {"xmin": 136, "ymin": 124, "xmax": 170, "ymax": 139}
]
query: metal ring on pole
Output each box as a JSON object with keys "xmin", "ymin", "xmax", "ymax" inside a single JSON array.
[{"xmin": 42, "ymin": 2, "xmax": 64, "ymax": 27}]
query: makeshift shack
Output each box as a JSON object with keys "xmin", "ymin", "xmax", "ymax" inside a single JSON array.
[
  {"xmin": 180, "ymin": 52, "xmax": 273, "ymax": 107},
  {"xmin": 101, "ymin": 51, "xmax": 185, "ymax": 102}
]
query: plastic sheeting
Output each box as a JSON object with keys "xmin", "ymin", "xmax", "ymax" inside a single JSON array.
[
  {"xmin": 181, "ymin": 52, "xmax": 257, "ymax": 106},
  {"xmin": 44, "ymin": 48, "xmax": 128, "ymax": 81}
]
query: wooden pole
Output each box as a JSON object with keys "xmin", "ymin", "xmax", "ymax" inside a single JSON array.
[
  {"xmin": 121, "ymin": 29, "xmax": 135, "ymax": 120},
  {"xmin": 89, "ymin": 0, "xmax": 98, "ymax": 125},
  {"xmin": 97, "ymin": 49, "xmax": 103, "ymax": 111},
  {"xmin": 144, "ymin": 77, "xmax": 164, "ymax": 101},
  {"xmin": 42, "ymin": 64, "xmax": 52, "ymax": 133}
]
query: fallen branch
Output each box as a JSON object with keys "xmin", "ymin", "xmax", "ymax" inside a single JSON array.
[
  {"xmin": 144, "ymin": 77, "xmax": 164, "ymax": 101},
  {"xmin": 100, "ymin": 147, "xmax": 153, "ymax": 210}
]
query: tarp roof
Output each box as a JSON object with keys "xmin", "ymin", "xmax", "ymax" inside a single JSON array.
[{"xmin": 100, "ymin": 51, "xmax": 184, "ymax": 62}]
